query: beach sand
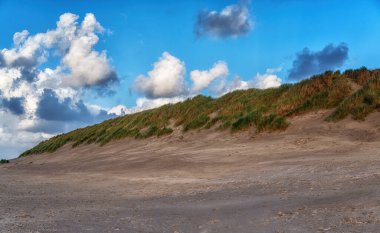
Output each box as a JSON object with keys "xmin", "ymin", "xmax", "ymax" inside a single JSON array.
[{"xmin": 1, "ymin": 110, "xmax": 380, "ymax": 232}]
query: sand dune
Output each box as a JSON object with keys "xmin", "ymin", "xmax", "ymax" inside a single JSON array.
[{"xmin": 1, "ymin": 110, "xmax": 380, "ymax": 232}]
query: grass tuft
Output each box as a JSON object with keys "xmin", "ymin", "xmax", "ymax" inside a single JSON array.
[{"xmin": 0, "ymin": 159, "xmax": 9, "ymax": 164}]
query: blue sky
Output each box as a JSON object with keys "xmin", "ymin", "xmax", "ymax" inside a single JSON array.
[{"xmin": 0, "ymin": 0, "xmax": 380, "ymax": 158}]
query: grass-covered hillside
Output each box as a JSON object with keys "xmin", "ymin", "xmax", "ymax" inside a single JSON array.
[{"xmin": 21, "ymin": 68, "xmax": 380, "ymax": 156}]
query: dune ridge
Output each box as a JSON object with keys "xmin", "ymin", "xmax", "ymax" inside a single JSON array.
[{"xmin": 21, "ymin": 67, "xmax": 380, "ymax": 157}]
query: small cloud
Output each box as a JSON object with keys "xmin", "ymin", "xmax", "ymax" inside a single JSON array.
[
  {"xmin": 288, "ymin": 43, "xmax": 349, "ymax": 81},
  {"xmin": 135, "ymin": 52, "xmax": 186, "ymax": 99},
  {"xmin": 13, "ymin": 30, "xmax": 29, "ymax": 46},
  {"xmin": 190, "ymin": 61, "xmax": 229, "ymax": 92},
  {"xmin": 213, "ymin": 75, "xmax": 249, "ymax": 95},
  {"xmin": 108, "ymin": 104, "xmax": 128, "ymax": 116},
  {"xmin": 253, "ymin": 72, "xmax": 282, "ymax": 89},
  {"xmin": 266, "ymin": 67, "xmax": 282, "ymax": 74},
  {"xmin": 195, "ymin": 0, "xmax": 253, "ymax": 38},
  {"xmin": 215, "ymin": 68, "xmax": 282, "ymax": 95},
  {"xmin": 135, "ymin": 97, "xmax": 186, "ymax": 112},
  {"xmin": 107, "ymin": 97, "xmax": 187, "ymax": 116}
]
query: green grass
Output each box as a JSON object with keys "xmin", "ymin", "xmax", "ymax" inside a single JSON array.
[
  {"xmin": 231, "ymin": 110, "xmax": 263, "ymax": 132},
  {"xmin": 0, "ymin": 159, "xmax": 9, "ymax": 164},
  {"xmin": 183, "ymin": 114, "xmax": 210, "ymax": 131},
  {"xmin": 326, "ymin": 75, "xmax": 380, "ymax": 121},
  {"xmin": 20, "ymin": 68, "xmax": 380, "ymax": 157},
  {"xmin": 256, "ymin": 114, "xmax": 290, "ymax": 133}
]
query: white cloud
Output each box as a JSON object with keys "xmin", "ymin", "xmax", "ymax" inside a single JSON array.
[
  {"xmin": 253, "ymin": 73, "xmax": 282, "ymax": 89},
  {"xmin": 0, "ymin": 68, "xmax": 21, "ymax": 95},
  {"xmin": 13, "ymin": 30, "xmax": 29, "ymax": 46},
  {"xmin": 0, "ymin": 67, "xmax": 40, "ymax": 116},
  {"xmin": 108, "ymin": 104, "xmax": 128, "ymax": 116},
  {"xmin": 0, "ymin": 110, "xmax": 53, "ymax": 159},
  {"xmin": 252, "ymin": 67, "xmax": 282, "ymax": 89},
  {"xmin": 214, "ymin": 68, "xmax": 282, "ymax": 95},
  {"xmin": 61, "ymin": 13, "xmax": 117, "ymax": 88},
  {"xmin": 133, "ymin": 52, "xmax": 281, "ymax": 106},
  {"xmin": 0, "ymin": 13, "xmax": 118, "ymax": 158},
  {"xmin": 108, "ymin": 97, "xmax": 187, "ymax": 116},
  {"xmin": 214, "ymin": 75, "xmax": 249, "ymax": 95},
  {"xmin": 190, "ymin": 61, "xmax": 229, "ymax": 92},
  {"xmin": 1, "ymin": 12, "xmax": 116, "ymax": 88},
  {"xmin": 135, "ymin": 52, "xmax": 186, "ymax": 98},
  {"xmin": 0, "ymin": 13, "xmax": 116, "ymax": 120},
  {"xmin": 135, "ymin": 96, "xmax": 186, "ymax": 111}
]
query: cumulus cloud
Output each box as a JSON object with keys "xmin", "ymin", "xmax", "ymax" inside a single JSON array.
[
  {"xmin": 253, "ymin": 70, "xmax": 282, "ymax": 89},
  {"xmin": 0, "ymin": 13, "xmax": 119, "ymax": 158},
  {"xmin": 61, "ymin": 13, "xmax": 118, "ymax": 88},
  {"xmin": 288, "ymin": 43, "xmax": 349, "ymax": 81},
  {"xmin": 0, "ymin": 12, "xmax": 117, "ymax": 88},
  {"xmin": 134, "ymin": 52, "xmax": 280, "ymax": 106},
  {"xmin": 190, "ymin": 61, "xmax": 229, "ymax": 92},
  {"xmin": 135, "ymin": 53, "xmax": 230, "ymax": 100},
  {"xmin": 135, "ymin": 52, "xmax": 186, "ymax": 98},
  {"xmin": 195, "ymin": 1, "xmax": 253, "ymax": 38}
]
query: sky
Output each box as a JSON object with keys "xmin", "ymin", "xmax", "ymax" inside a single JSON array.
[{"xmin": 1, "ymin": 0, "xmax": 380, "ymax": 159}]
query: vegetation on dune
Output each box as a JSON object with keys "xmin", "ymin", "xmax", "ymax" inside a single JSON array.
[
  {"xmin": 0, "ymin": 159, "xmax": 10, "ymax": 164},
  {"xmin": 20, "ymin": 68, "xmax": 380, "ymax": 157},
  {"xmin": 326, "ymin": 69, "xmax": 380, "ymax": 121}
]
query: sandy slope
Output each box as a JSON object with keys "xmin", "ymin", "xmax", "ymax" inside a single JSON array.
[{"xmin": 1, "ymin": 110, "xmax": 380, "ymax": 233}]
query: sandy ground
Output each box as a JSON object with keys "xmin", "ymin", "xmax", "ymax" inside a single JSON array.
[{"xmin": 1, "ymin": 110, "xmax": 380, "ymax": 233}]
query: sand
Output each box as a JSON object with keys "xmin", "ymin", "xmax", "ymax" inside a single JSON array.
[{"xmin": 1, "ymin": 110, "xmax": 380, "ymax": 233}]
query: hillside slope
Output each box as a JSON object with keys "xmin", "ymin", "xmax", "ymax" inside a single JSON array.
[{"xmin": 21, "ymin": 67, "xmax": 380, "ymax": 156}]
